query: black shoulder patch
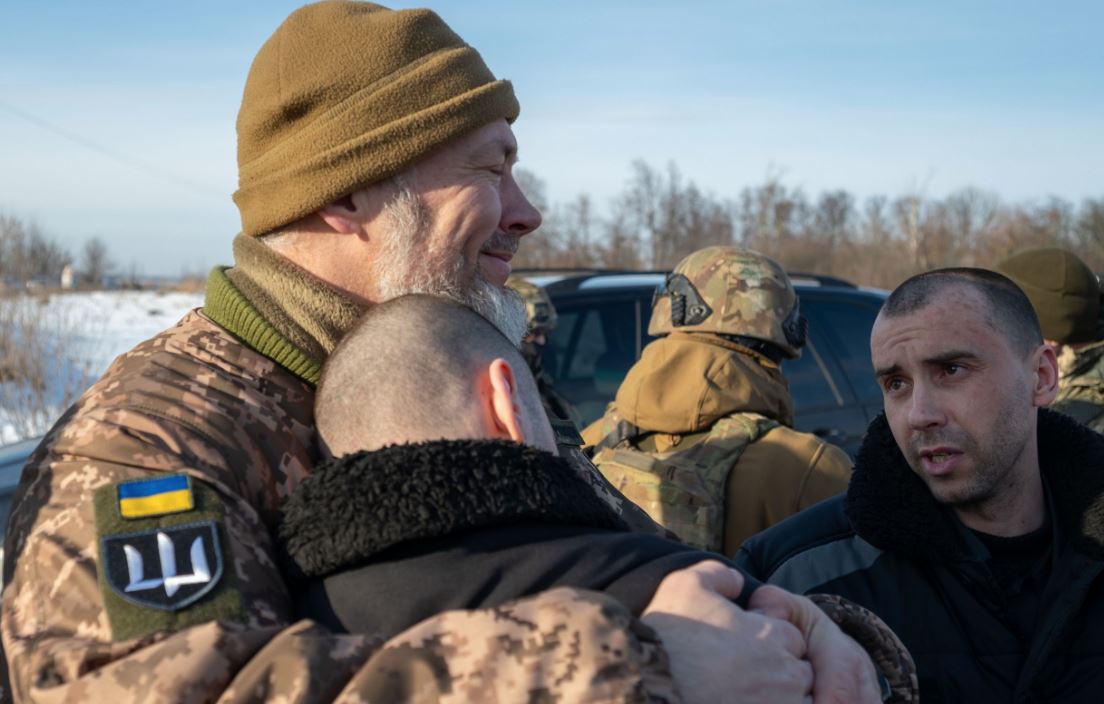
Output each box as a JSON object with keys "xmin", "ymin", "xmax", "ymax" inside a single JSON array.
[{"xmin": 101, "ymin": 521, "xmax": 223, "ymax": 611}]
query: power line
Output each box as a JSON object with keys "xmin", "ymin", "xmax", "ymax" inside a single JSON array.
[{"xmin": 0, "ymin": 99, "xmax": 227, "ymax": 200}]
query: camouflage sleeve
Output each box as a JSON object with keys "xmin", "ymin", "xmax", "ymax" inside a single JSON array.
[
  {"xmin": 2, "ymin": 413, "xmax": 679, "ymax": 703},
  {"xmin": 807, "ymin": 594, "xmax": 919, "ymax": 704},
  {"xmin": 333, "ymin": 587, "xmax": 679, "ymax": 703},
  {"xmin": 2, "ymin": 594, "xmax": 677, "ymax": 703}
]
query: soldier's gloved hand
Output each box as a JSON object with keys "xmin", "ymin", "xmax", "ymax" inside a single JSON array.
[
  {"xmin": 641, "ymin": 560, "xmax": 815, "ymax": 704},
  {"xmin": 750, "ymin": 584, "xmax": 882, "ymax": 704}
]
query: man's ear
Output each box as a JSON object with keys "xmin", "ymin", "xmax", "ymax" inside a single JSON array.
[
  {"xmin": 318, "ymin": 182, "xmax": 403, "ymax": 236},
  {"xmin": 485, "ymin": 358, "xmax": 526, "ymax": 444},
  {"xmin": 316, "ymin": 193, "xmax": 364, "ymax": 235},
  {"xmin": 1031, "ymin": 343, "xmax": 1060, "ymax": 407}
]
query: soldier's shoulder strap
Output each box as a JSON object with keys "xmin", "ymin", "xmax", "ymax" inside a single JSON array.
[
  {"xmin": 550, "ymin": 416, "xmax": 585, "ymax": 448},
  {"xmin": 591, "ymin": 418, "xmax": 644, "ymax": 453},
  {"xmin": 590, "ymin": 410, "xmax": 775, "ymax": 454},
  {"xmin": 711, "ymin": 411, "xmax": 780, "ymax": 440}
]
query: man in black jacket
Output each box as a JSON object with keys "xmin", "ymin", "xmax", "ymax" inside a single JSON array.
[
  {"xmin": 738, "ymin": 268, "xmax": 1104, "ymax": 703},
  {"xmin": 280, "ymin": 294, "xmax": 916, "ymax": 704}
]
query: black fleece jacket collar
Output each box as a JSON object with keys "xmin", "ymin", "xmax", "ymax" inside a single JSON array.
[
  {"xmin": 846, "ymin": 409, "xmax": 1104, "ymax": 564},
  {"xmin": 280, "ymin": 439, "xmax": 630, "ymax": 578}
]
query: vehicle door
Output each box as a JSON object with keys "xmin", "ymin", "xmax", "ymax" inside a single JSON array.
[{"xmin": 789, "ymin": 293, "xmax": 884, "ymax": 455}]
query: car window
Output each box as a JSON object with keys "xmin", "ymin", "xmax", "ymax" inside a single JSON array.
[
  {"xmin": 781, "ymin": 331, "xmax": 845, "ymax": 412},
  {"xmin": 803, "ymin": 299, "xmax": 881, "ymax": 402},
  {"xmin": 544, "ymin": 297, "xmax": 641, "ymax": 425},
  {"xmin": 565, "ymin": 310, "xmax": 607, "ymax": 379}
]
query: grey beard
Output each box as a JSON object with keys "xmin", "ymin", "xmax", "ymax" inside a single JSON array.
[{"xmin": 371, "ymin": 188, "xmax": 528, "ymax": 346}]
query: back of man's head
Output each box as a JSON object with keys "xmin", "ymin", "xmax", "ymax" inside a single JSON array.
[
  {"xmin": 881, "ymin": 267, "xmax": 1043, "ymax": 355},
  {"xmin": 316, "ymin": 295, "xmax": 554, "ymax": 456}
]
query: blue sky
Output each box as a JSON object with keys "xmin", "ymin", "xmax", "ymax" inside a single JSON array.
[{"xmin": 1, "ymin": 1, "xmax": 1101, "ymax": 276}]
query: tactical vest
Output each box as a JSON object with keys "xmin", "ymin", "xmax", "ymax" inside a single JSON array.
[{"xmin": 590, "ymin": 412, "xmax": 779, "ymax": 552}]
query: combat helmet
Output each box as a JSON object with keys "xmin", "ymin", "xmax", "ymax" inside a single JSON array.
[
  {"xmin": 506, "ymin": 275, "xmax": 558, "ymax": 334},
  {"xmin": 649, "ymin": 246, "xmax": 807, "ymax": 359}
]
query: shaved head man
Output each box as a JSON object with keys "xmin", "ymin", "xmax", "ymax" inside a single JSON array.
[{"xmin": 316, "ymin": 294, "xmax": 555, "ymax": 456}]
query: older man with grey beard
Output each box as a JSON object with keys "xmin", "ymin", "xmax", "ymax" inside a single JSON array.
[{"xmin": 0, "ymin": 3, "xmax": 675, "ymax": 702}]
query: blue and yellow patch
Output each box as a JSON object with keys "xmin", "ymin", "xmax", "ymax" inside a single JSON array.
[
  {"xmin": 117, "ymin": 474, "xmax": 194, "ymax": 519},
  {"xmin": 96, "ymin": 474, "xmax": 240, "ymax": 641}
]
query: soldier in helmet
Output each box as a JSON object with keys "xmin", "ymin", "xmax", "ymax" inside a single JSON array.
[
  {"xmin": 507, "ymin": 275, "xmax": 581, "ymax": 427},
  {"xmin": 995, "ymin": 247, "xmax": 1104, "ymax": 432},
  {"xmin": 582, "ymin": 246, "xmax": 852, "ymax": 555}
]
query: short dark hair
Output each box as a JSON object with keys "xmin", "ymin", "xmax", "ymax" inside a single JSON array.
[{"xmin": 881, "ymin": 268, "xmax": 1043, "ymax": 355}]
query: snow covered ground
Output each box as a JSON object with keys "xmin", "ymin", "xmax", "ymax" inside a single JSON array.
[{"xmin": 0, "ymin": 290, "xmax": 203, "ymax": 445}]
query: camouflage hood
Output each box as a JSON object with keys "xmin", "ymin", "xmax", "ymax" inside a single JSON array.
[{"xmin": 615, "ymin": 332, "xmax": 794, "ymax": 435}]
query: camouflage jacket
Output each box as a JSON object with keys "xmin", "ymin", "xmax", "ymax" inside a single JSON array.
[
  {"xmin": 1, "ymin": 310, "xmax": 680, "ymax": 703},
  {"xmin": 583, "ymin": 332, "xmax": 851, "ymax": 555},
  {"xmin": 1053, "ymin": 340, "xmax": 1104, "ymax": 432}
]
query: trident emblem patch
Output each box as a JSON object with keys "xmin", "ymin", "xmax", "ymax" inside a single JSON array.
[{"xmin": 101, "ymin": 521, "xmax": 223, "ymax": 611}]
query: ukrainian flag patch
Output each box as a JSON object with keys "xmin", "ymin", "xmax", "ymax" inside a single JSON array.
[{"xmin": 117, "ymin": 474, "xmax": 195, "ymax": 519}]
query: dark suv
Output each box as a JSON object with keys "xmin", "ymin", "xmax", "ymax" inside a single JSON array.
[{"xmin": 522, "ymin": 270, "xmax": 887, "ymax": 457}]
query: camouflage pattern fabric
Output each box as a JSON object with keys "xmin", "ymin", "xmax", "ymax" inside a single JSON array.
[
  {"xmin": 589, "ymin": 410, "xmax": 778, "ymax": 553},
  {"xmin": 356, "ymin": 587, "xmax": 678, "ymax": 703},
  {"xmin": 808, "ymin": 594, "xmax": 919, "ymax": 704},
  {"xmin": 1, "ymin": 311, "xmax": 679, "ymax": 702},
  {"xmin": 649, "ymin": 247, "xmax": 802, "ymax": 358},
  {"xmin": 1053, "ymin": 340, "xmax": 1104, "ymax": 433},
  {"xmin": 556, "ymin": 445, "xmax": 666, "ymax": 540}
]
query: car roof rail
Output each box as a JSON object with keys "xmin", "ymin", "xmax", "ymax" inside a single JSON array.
[
  {"xmin": 786, "ymin": 272, "xmax": 857, "ymax": 288},
  {"xmin": 514, "ymin": 267, "xmax": 858, "ymax": 289},
  {"xmin": 511, "ymin": 267, "xmax": 669, "ymax": 277}
]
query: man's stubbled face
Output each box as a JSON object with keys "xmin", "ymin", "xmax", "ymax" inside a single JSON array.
[{"xmin": 370, "ymin": 186, "xmax": 529, "ymax": 345}]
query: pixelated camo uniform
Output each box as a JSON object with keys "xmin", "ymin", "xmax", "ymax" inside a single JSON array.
[
  {"xmin": 584, "ymin": 332, "xmax": 851, "ymax": 555},
  {"xmin": 1053, "ymin": 340, "xmax": 1104, "ymax": 433},
  {"xmin": 0, "ymin": 309, "xmax": 679, "ymax": 703}
]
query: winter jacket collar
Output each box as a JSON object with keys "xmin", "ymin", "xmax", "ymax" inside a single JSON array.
[
  {"xmin": 280, "ymin": 439, "xmax": 631, "ymax": 578},
  {"xmin": 614, "ymin": 331, "xmax": 794, "ymax": 434},
  {"xmin": 846, "ymin": 409, "xmax": 1104, "ymax": 564},
  {"xmin": 203, "ymin": 234, "xmax": 365, "ymax": 385}
]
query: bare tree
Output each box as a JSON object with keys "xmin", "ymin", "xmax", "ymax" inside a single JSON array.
[
  {"xmin": 80, "ymin": 237, "xmax": 113, "ymax": 287},
  {"xmin": 610, "ymin": 161, "xmax": 735, "ymax": 268},
  {"xmin": 505, "ymin": 163, "xmax": 1104, "ymax": 290},
  {"xmin": 1075, "ymin": 197, "xmax": 1104, "ymax": 269},
  {"xmin": 735, "ymin": 178, "xmax": 810, "ymax": 260},
  {"xmin": 0, "ymin": 214, "xmax": 71, "ymax": 286}
]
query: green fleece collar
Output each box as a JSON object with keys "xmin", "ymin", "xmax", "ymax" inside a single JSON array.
[
  {"xmin": 203, "ymin": 266, "xmax": 323, "ymax": 385},
  {"xmin": 202, "ymin": 235, "xmax": 367, "ymax": 386}
]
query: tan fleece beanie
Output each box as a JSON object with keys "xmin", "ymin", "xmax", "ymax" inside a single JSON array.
[
  {"xmin": 233, "ymin": 0, "xmax": 519, "ymax": 236},
  {"xmin": 995, "ymin": 247, "xmax": 1101, "ymax": 344}
]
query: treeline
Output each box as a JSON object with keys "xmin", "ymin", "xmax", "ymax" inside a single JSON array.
[
  {"xmin": 515, "ymin": 162, "xmax": 1104, "ymax": 289},
  {"xmin": 0, "ymin": 213, "xmax": 113, "ymax": 289}
]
